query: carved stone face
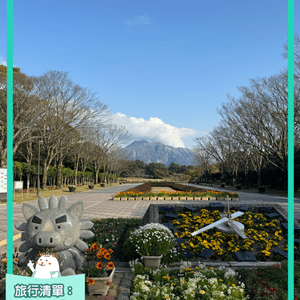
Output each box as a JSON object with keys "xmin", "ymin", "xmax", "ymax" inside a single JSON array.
[
  {"xmin": 15, "ymin": 195, "xmax": 94, "ymax": 264},
  {"xmin": 26, "ymin": 209, "xmax": 81, "ymax": 252}
]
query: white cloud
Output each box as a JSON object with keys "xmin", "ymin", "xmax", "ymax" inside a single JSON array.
[
  {"xmin": 110, "ymin": 113, "xmax": 204, "ymax": 148},
  {"xmin": 126, "ymin": 15, "xmax": 150, "ymax": 26},
  {"xmin": 0, "ymin": 56, "xmax": 7, "ymax": 66}
]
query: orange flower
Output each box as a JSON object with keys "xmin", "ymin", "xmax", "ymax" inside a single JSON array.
[
  {"xmin": 96, "ymin": 262, "xmax": 103, "ymax": 269},
  {"xmin": 86, "ymin": 278, "xmax": 95, "ymax": 285},
  {"xmin": 86, "ymin": 249, "xmax": 90, "ymax": 253},
  {"xmin": 104, "ymin": 253, "xmax": 111, "ymax": 260},
  {"xmin": 2, "ymin": 259, "xmax": 7, "ymax": 263},
  {"xmin": 107, "ymin": 262, "xmax": 114, "ymax": 269},
  {"xmin": 14, "ymin": 258, "xmax": 18, "ymax": 262},
  {"xmin": 108, "ymin": 249, "xmax": 113, "ymax": 253},
  {"xmin": 96, "ymin": 252, "xmax": 102, "ymax": 259},
  {"xmin": 90, "ymin": 243, "xmax": 98, "ymax": 251}
]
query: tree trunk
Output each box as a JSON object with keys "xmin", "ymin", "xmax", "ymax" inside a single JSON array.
[
  {"xmin": 42, "ymin": 162, "xmax": 49, "ymax": 190},
  {"xmin": 56, "ymin": 162, "xmax": 63, "ymax": 187},
  {"xmin": 74, "ymin": 155, "xmax": 80, "ymax": 186}
]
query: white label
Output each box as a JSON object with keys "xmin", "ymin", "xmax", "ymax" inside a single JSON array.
[
  {"xmin": 0, "ymin": 168, "xmax": 7, "ymax": 193},
  {"xmin": 14, "ymin": 181, "xmax": 23, "ymax": 189}
]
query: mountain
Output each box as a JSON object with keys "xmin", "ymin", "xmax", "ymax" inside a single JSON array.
[{"xmin": 123, "ymin": 140, "xmax": 195, "ymax": 166}]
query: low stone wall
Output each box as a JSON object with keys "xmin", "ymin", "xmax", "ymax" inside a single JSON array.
[{"xmin": 113, "ymin": 196, "xmax": 239, "ymax": 201}]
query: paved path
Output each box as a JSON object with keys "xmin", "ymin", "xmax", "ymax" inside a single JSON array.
[{"xmin": 1, "ymin": 183, "xmax": 300, "ymax": 255}]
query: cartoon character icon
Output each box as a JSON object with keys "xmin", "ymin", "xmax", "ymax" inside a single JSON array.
[{"xmin": 27, "ymin": 253, "xmax": 61, "ymax": 279}]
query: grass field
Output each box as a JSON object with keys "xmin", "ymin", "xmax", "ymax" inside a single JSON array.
[{"xmin": 11, "ymin": 182, "xmax": 120, "ymax": 204}]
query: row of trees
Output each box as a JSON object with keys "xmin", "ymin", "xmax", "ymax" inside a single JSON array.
[
  {"xmin": 1, "ymin": 66, "xmax": 130, "ymax": 189},
  {"xmin": 192, "ymin": 35, "xmax": 300, "ymax": 190},
  {"xmin": 120, "ymin": 160, "xmax": 195, "ymax": 179}
]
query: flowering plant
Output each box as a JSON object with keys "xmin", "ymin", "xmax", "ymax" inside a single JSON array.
[
  {"xmin": 129, "ymin": 223, "xmax": 175, "ymax": 256},
  {"xmin": 0, "ymin": 247, "xmax": 32, "ymax": 280},
  {"xmin": 129, "ymin": 259, "xmax": 247, "ymax": 300},
  {"xmin": 84, "ymin": 243, "xmax": 115, "ymax": 285},
  {"xmin": 68, "ymin": 185, "xmax": 76, "ymax": 188}
]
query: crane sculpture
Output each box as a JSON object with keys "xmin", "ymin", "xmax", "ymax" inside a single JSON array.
[{"xmin": 191, "ymin": 195, "xmax": 248, "ymax": 239}]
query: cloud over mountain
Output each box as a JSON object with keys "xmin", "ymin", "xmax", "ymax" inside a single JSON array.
[{"xmin": 111, "ymin": 113, "xmax": 197, "ymax": 148}]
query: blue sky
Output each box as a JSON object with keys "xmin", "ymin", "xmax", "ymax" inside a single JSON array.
[{"xmin": 1, "ymin": 1, "xmax": 298, "ymax": 149}]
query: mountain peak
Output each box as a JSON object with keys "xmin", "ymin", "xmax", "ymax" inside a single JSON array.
[{"xmin": 124, "ymin": 140, "xmax": 195, "ymax": 166}]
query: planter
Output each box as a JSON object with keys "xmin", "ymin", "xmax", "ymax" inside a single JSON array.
[
  {"xmin": 202, "ymin": 197, "xmax": 209, "ymax": 201},
  {"xmin": 143, "ymin": 197, "xmax": 150, "ymax": 201},
  {"xmin": 88, "ymin": 185, "xmax": 94, "ymax": 189},
  {"xmin": 87, "ymin": 267, "xmax": 115, "ymax": 296},
  {"xmin": 157, "ymin": 197, "xmax": 164, "ymax": 201},
  {"xmin": 179, "ymin": 197, "xmax": 187, "ymax": 200},
  {"xmin": 120, "ymin": 197, "xmax": 128, "ymax": 201},
  {"xmin": 258, "ymin": 186, "xmax": 265, "ymax": 193},
  {"xmin": 172, "ymin": 197, "xmax": 179, "ymax": 200},
  {"xmin": 236, "ymin": 185, "xmax": 242, "ymax": 190},
  {"xmin": 68, "ymin": 187, "xmax": 76, "ymax": 192},
  {"xmin": 136, "ymin": 197, "xmax": 142, "ymax": 200},
  {"xmin": 165, "ymin": 197, "xmax": 171, "ymax": 200},
  {"xmin": 150, "ymin": 197, "xmax": 157, "ymax": 200},
  {"xmin": 143, "ymin": 255, "xmax": 163, "ymax": 268},
  {"xmin": 128, "ymin": 197, "xmax": 134, "ymax": 201},
  {"xmin": 194, "ymin": 197, "xmax": 201, "ymax": 200},
  {"xmin": 216, "ymin": 197, "xmax": 225, "ymax": 201},
  {"xmin": 186, "ymin": 197, "xmax": 193, "ymax": 200},
  {"xmin": 209, "ymin": 197, "xmax": 216, "ymax": 201},
  {"xmin": 232, "ymin": 197, "xmax": 239, "ymax": 201},
  {"xmin": 113, "ymin": 197, "xmax": 120, "ymax": 201}
]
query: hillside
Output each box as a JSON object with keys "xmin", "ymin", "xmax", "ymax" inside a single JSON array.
[{"xmin": 123, "ymin": 140, "xmax": 195, "ymax": 166}]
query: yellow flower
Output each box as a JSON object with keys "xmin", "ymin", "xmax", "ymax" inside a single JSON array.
[
  {"xmin": 232, "ymin": 284, "xmax": 236, "ymax": 287},
  {"xmin": 200, "ymin": 290, "xmax": 205, "ymax": 294},
  {"xmin": 219, "ymin": 279, "xmax": 223, "ymax": 281},
  {"xmin": 210, "ymin": 267, "xmax": 213, "ymax": 270}
]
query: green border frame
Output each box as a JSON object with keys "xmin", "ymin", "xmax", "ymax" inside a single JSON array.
[
  {"xmin": 288, "ymin": 1, "xmax": 294, "ymax": 299},
  {"xmin": 6, "ymin": 0, "xmax": 295, "ymax": 298},
  {"xmin": 7, "ymin": 0, "xmax": 13, "ymax": 275}
]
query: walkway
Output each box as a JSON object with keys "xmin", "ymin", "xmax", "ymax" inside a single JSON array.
[{"xmin": 1, "ymin": 183, "xmax": 300, "ymax": 255}]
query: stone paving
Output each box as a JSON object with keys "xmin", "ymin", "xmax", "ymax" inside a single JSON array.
[{"xmin": 1, "ymin": 182, "xmax": 300, "ymax": 256}]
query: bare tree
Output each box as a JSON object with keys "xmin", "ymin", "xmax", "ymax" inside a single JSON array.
[
  {"xmin": 106, "ymin": 147, "xmax": 131, "ymax": 182},
  {"xmin": 0, "ymin": 66, "xmax": 42, "ymax": 166},
  {"xmin": 90, "ymin": 124, "xmax": 130, "ymax": 184},
  {"xmin": 31, "ymin": 70, "xmax": 110, "ymax": 189},
  {"xmin": 217, "ymin": 71, "xmax": 300, "ymax": 189}
]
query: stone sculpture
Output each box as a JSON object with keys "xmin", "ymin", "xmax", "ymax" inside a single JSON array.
[{"xmin": 15, "ymin": 195, "xmax": 94, "ymax": 276}]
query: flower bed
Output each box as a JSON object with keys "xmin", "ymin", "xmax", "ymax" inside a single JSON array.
[
  {"xmin": 129, "ymin": 259, "xmax": 300, "ymax": 299},
  {"xmin": 158, "ymin": 206, "xmax": 298, "ymax": 262},
  {"xmin": 113, "ymin": 181, "xmax": 238, "ymax": 200},
  {"xmin": 114, "ymin": 181, "xmax": 215, "ymax": 195},
  {"xmin": 130, "ymin": 259, "xmax": 247, "ymax": 299}
]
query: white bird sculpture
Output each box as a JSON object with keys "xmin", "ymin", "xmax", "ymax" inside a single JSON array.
[{"xmin": 191, "ymin": 195, "xmax": 248, "ymax": 239}]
